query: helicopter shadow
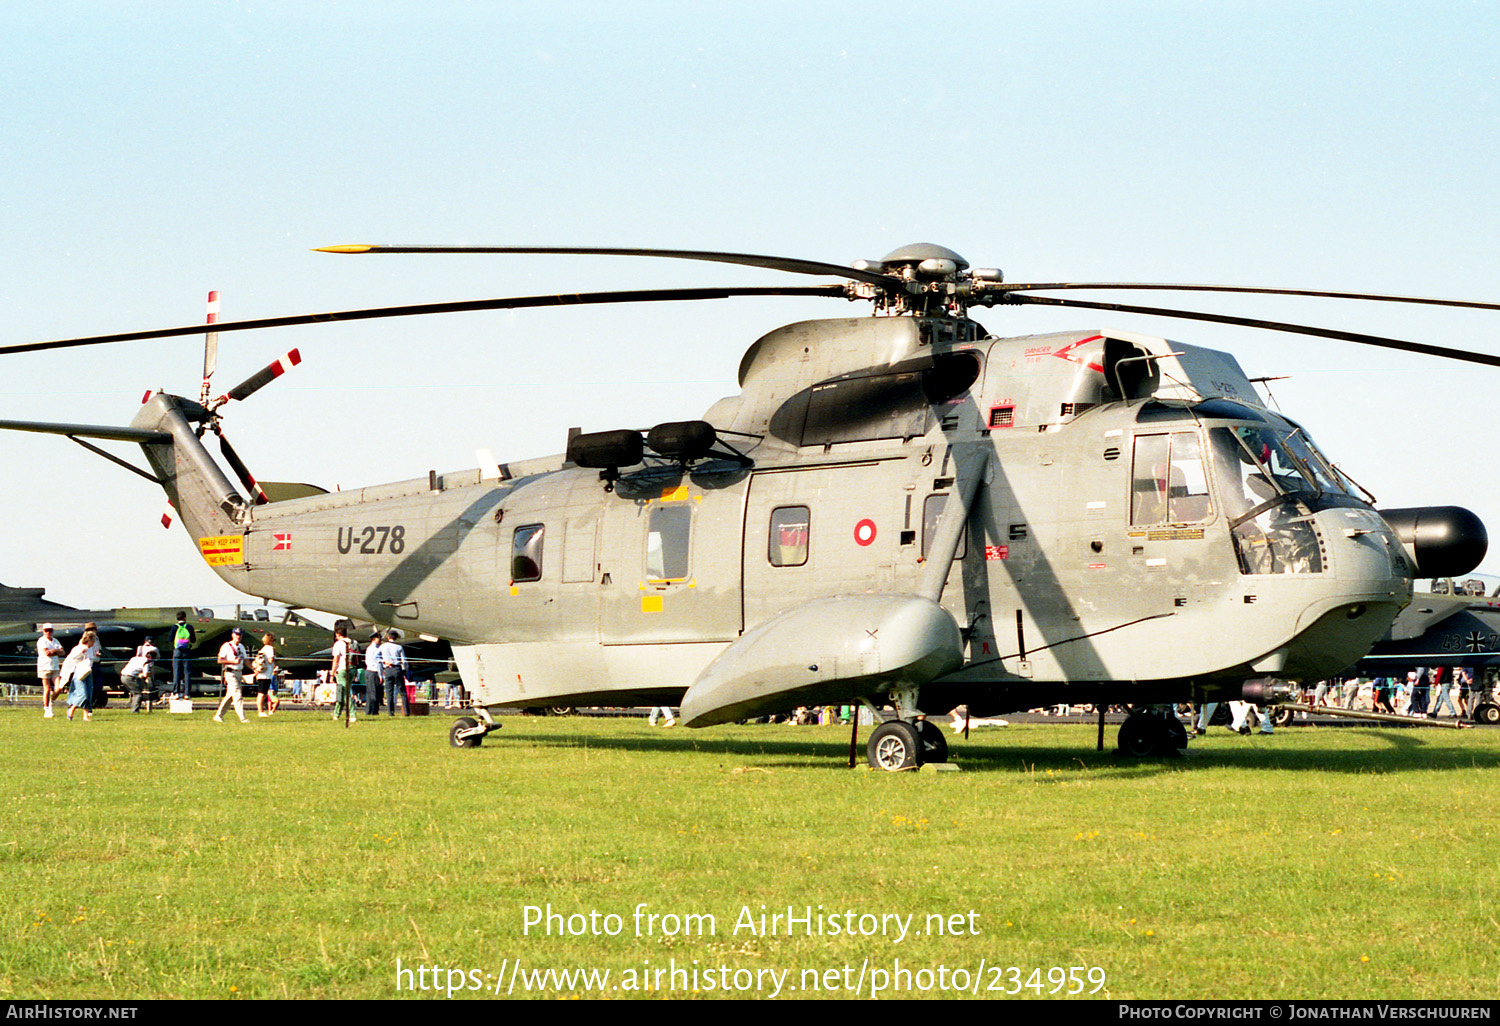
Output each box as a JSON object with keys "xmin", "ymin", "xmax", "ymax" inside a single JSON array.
[
  {"xmin": 948, "ymin": 726, "xmax": 1500, "ymax": 776},
  {"xmin": 498, "ymin": 727, "xmax": 902, "ymax": 770},
  {"xmin": 489, "ymin": 725, "xmax": 1500, "ymax": 776}
]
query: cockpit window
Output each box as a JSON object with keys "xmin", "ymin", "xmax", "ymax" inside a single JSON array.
[
  {"xmin": 1209, "ymin": 426, "xmax": 1327, "ymax": 575},
  {"xmin": 1216, "ymin": 422, "xmax": 1357, "ymax": 503},
  {"xmin": 1131, "ymin": 431, "xmax": 1213, "ymax": 525},
  {"xmin": 1281, "ymin": 430, "xmax": 1358, "ymax": 497}
]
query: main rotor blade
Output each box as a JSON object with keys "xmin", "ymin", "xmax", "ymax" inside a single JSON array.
[
  {"xmin": 1, "ymin": 286, "xmax": 846, "ymax": 355},
  {"xmin": 317, "ymin": 244, "xmax": 902, "ymax": 289},
  {"xmin": 1008, "ymin": 293, "xmax": 1500, "ymax": 368},
  {"xmin": 1001, "ymin": 280, "xmax": 1500, "ymax": 313}
]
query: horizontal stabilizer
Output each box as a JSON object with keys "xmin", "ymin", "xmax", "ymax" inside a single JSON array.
[{"xmin": 0, "ymin": 418, "xmax": 168, "ymax": 443}]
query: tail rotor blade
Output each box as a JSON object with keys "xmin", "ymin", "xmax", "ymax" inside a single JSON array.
[
  {"xmin": 200, "ymin": 291, "xmax": 220, "ymax": 407},
  {"xmin": 216, "ymin": 428, "xmax": 268, "ymax": 505},
  {"xmin": 214, "ymin": 348, "xmax": 301, "ymax": 407}
]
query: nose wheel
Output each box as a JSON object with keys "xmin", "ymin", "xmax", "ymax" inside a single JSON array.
[{"xmin": 866, "ymin": 718, "xmax": 948, "ymax": 771}]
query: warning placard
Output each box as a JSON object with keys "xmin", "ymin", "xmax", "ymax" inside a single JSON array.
[{"xmin": 199, "ymin": 534, "xmax": 245, "ymax": 566}]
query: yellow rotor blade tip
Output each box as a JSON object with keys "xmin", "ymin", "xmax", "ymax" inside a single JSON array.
[{"xmin": 314, "ymin": 245, "xmax": 375, "ymax": 254}]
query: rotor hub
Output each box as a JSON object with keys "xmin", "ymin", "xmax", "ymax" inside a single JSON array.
[{"xmin": 849, "ymin": 243, "xmax": 1004, "ymax": 317}]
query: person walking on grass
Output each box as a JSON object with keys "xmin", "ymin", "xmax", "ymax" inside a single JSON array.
[
  {"xmin": 59, "ymin": 630, "xmax": 98, "ymax": 722},
  {"xmin": 213, "ymin": 627, "xmax": 250, "ymax": 724},
  {"xmin": 253, "ymin": 632, "xmax": 279, "ymax": 717}
]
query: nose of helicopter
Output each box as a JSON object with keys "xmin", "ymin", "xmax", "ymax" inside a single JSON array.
[{"xmin": 1241, "ymin": 507, "xmax": 1415, "ymax": 679}]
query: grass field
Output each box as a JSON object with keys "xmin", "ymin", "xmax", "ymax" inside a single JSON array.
[{"xmin": 1, "ymin": 704, "xmax": 1497, "ymax": 1001}]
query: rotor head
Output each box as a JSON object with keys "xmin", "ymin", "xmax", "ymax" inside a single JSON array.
[{"xmin": 848, "ymin": 243, "xmax": 1004, "ymax": 316}]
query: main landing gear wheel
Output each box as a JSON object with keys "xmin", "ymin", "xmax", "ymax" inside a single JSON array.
[
  {"xmin": 449, "ymin": 716, "xmax": 483, "ymax": 748},
  {"xmin": 916, "ymin": 719, "xmax": 948, "ymax": 764},
  {"xmin": 1163, "ymin": 713, "xmax": 1188, "ymax": 751},
  {"xmin": 1474, "ymin": 703, "xmax": 1500, "ymax": 725},
  {"xmin": 868, "ymin": 720, "xmax": 922, "ymax": 771},
  {"xmin": 1118, "ymin": 710, "xmax": 1186, "ymax": 758}
]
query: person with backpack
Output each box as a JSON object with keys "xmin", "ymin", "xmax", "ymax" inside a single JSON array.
[{"xmin": 170, "ymin": 611, "xmax": 196, "ymax": 701}]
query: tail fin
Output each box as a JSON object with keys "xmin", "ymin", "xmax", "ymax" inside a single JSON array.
[{"xmin": 128, "ymin": 392, "xmax": 249, "ymax": 540}]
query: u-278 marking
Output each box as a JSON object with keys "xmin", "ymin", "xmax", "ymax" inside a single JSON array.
[{"xmin": 337, "ymin": 525, "xmax": 407, "ymax": 555}]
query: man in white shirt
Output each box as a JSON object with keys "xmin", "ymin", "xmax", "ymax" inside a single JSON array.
[
  {"xmin": 364, "ymin": 632, "xmax": 383, "ymax": 716},
  {"xmin": 36, "ymin": 624, "xmax": 63, "ymax": 718},
  {"xmin": 213, "ymin": 627, "xmax": 250, "ymax": 724},
  {"xmin": 122, "ymin": 640, "xmax": 158, "ymax": 713}
]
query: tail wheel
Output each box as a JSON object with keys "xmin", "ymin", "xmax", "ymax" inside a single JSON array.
[
  {"xmin": 449, "ymin": 716, "xmax": 483, "ymax": 748},
  {"xmin": 867, "ymin": 721, "xmax": 921, "ymax": 771}
]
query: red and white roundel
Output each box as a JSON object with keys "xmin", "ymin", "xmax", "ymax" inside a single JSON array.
[{"xmin": 853, "ymin": 518, "xmax": 877, "ymax": 547}]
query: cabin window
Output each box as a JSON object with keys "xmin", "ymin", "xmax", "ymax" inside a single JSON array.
[
  {"xmin": 1131, "ymin": 432, "xmax": 1213, "ymax": 525},
  {"xmin": 512, "ymin": 524, "xmax": 545, "ymax": 582},
  {"xmin": 768, "ymin": 506, "xmax": 810, "ymax": 567},
  {"xmin": 646, "ymin": 505, "xmax": 691, "ymax": 581},
  {"xmin": 921, "ymin": 494, "xmax": 969, "ymax": 561}
]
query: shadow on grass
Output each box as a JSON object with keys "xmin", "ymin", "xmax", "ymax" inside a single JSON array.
[
  {"xmin": 499, "ymin": 728, "xmax": 860, "ymax": 770},
  {"xmin": 491, "ymin": 724, "xmax": 1500, "ymax": 776}
]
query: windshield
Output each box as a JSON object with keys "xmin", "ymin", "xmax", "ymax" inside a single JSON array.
[
  {"xmin": 1208, "ymin": 423, "xmax": 1338, "ymax": 576},
  {"xmin": 1211, "ymin": 422, "xmax": 1359, "ymax": 513}
]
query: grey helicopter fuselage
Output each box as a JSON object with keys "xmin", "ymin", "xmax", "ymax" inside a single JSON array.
[{"xmin": 129, "ymin": 312, "xmax": 1415, "ymax": 725}]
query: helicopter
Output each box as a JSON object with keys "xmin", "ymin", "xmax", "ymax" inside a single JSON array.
[{"xmin": 0, "ymin": 243, "xmax": 1494, "ymax": 769}]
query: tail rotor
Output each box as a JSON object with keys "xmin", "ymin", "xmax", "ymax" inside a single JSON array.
[
  {"xmin": 194, "ymin": 292, "xmax": 301, "ymax": 506},
  {"xmin": 200, "ymin": 291, "xmax": 219, "ymax": 408},
  {"xmin": 213, "ymin": 426, "xmax": 269, "ymax": 505}
]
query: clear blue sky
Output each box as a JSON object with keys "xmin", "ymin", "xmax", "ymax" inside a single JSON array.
[{"xmin": 3, "ymin": 1, "xmax": 1499, "ymax": 609}]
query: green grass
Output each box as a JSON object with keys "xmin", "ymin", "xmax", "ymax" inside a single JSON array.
[{"xmin": 1, "ymin": 706, "xmax": 1497, "ymax": 1000}]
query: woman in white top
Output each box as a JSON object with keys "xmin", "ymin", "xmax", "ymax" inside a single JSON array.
[
  {"xmin": 255, "ymin": 633, "xmax": 279, "ymax": 716},
  {"xmin": 60, "ymin": 630, "xmax": 98, "ymax": 721}
]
